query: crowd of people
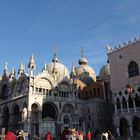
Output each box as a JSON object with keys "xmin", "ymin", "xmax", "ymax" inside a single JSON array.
[
  {"xmin": 100, "ymin": 131, "xmax": 115, "ymax": 140},
  {"xmin": 3, "ymin": 129, "xmax": 115, "ymax": 140},
  {"xmin": 61, "ymin": 128, "xmax": 91, "ymax": 140},
  {"xmin": 4, "ymin": 130, "xmax": 31, "ymax": 140},
  {"xmin": 60, "ymin": 128, "xmax": 115, "ymax": 140}
]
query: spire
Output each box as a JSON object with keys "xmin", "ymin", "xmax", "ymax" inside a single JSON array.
[
  {"xmin": 18, "ymin": 63, "xmax": 24, "ymax": 77},
  {"xmin": 71, "ymin": 63, "xmax": 76, "ymax": 77},
  {"xmin": 52, "ymin": 48, "xmax": 59, "ymax": 62},
  {"xmin": 28, "ymin": 54, "xmax": 35, "ymax": 76},
  {"xmin": 28, "ymin": 54, "xmax": 36, "ymax": 69},
  {"xmin": 9, "ymin": 67, "xmax": 15, "ymax": 79},
  {"xmin": 3, "ymin": 62, "xmax": 8, "ymax": 76}
]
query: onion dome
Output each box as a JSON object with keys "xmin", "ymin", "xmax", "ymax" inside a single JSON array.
[
  {"xmin": 75, "ymin": 53, "xmax": 96, "ymax": 84},
  {"xmin": 99, "ymin": 64, "xmax": 110, "ymax": 80},
  {"xmin": 45, "ymin": 51, "xmax": 70, "ymax": 81}
]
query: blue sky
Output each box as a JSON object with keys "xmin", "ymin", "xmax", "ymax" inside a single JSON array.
[{"xmin": 0, "ymin": 0, "xmax": 140, "ymax": 76}]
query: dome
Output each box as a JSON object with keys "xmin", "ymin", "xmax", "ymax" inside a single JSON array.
[
  {"xmin": 46, "ymin": 62, "xmax": 70, "ymax": 79},
  {"xmin": 76, "ymin": 56, "xmax": 96, "ymax": 83},
  {"xmin": 99, "ymin": 64, "xmax": 110, "ymax": 79},
  {"xmin": 44, "ymin": 53, "xmax": 70, "ymax": 81}
]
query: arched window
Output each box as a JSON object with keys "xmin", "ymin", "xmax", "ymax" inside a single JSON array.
[
  {"xmin": 128, "ymin": 95, "xmax": 133, "ymax": 108},
  {"xmin": 128, "ymin": 61, "xmax": 139, "ymax": 77},
  {"xmin": 122, "ymin": 97, "xmax": 127, "ymax": 109},
  {"xmin": 117, "ymin": 98, "xmax": 121, "ymax": 110}
]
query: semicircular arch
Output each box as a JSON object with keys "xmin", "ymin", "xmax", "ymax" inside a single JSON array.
[{"xmin": 42, "ymin": 102, "xmax": 58, "ymax": 120}]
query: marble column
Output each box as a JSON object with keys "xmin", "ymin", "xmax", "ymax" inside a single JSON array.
[
  {"xmin": 120, "ymin": 102, "xmax": 123, "ymax": 113},
  {"xmin": 116, "ymin": 127, "xmax": 120, "ymax": 136},
  {"xmin": 133, "ymin": 100, "xmax": 137, "ymax": 112},
  {"xmin": 129, "ymin": 125, "xmax": 133, "ymax": 137},
  {"xmin": 127, "ymin": 101, "xmax": 130, "ymax": 113}
]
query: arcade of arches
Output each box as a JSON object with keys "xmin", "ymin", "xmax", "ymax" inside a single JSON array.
[{"xmin": 0, "ymin": 102, "xmax": 77, "ymax": 138}]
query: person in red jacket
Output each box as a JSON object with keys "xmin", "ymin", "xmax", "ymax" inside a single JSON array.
[
  {"xmin": 4, "ymin": 130, "xmax": 16, "ymax": 140},
  {"xmin": 86, "ymin": 130, "xmax": 91, "ymax": 140},
  {"xmin": 45, "ymin": 132, "xmax": 51, "ymax": 140}
]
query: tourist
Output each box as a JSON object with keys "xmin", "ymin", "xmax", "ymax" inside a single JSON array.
[
  {"xmin": 86, "ymin": 130, "xmax": 91, "ymax": 140},
  {"xmin": 17, "ymin": 131, "xmax": 24, "ymax": 140},
  {"xmin": 107, "ymin": 131, "xmax": 115, "ymax": 140},
  {"xmin": 78, "ymin": 131, "xmax": 83, "ymax": 140},
  {"xmin": 4, "ymin": 130, "xmax": 16, "ymax": 140},
  {"xmin": 76, "ymin": 130, "xmax": 79, "ymax": 140},
  {"xmin": 100, "ymin": 132, "xmax": 107, "ymax": 140},
  {"xmin": 71, "ymin": 129, "xmax": 76, "ymax": 140},
  {"xmin": 25, "ymin": 134, "xmax": 32, "ymax": 140},
  {"xmin": 45, "ymin": 132, "xmax": 51, "ymax": 140}
]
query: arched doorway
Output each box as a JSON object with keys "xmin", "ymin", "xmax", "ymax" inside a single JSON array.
[
  {"xmin": 120, "ymin": 117, "xmax": 129, "ymax": 136},
  {"xmin": 42, "ymin": 102, "xmax": 58, "ymax": 138},
  {"xmin": 1, "ymin": 106, "xmax": 9, "ymax": 133},
  {"xmin": 132, "ymin": 116, "xmax": 140, "ymax": 136},
  {"xmin": 12, "ymin": 104, "xmax": 21, "ymax": 132},
  {"xmin": 31, "ymin": 103, "xmax": 39, "ymax": 138}
]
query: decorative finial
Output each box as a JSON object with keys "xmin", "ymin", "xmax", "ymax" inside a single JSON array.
[
  {"xmin": 81, "ymin": 47, "xmax": 84, "ymax": 57},
  {"xmin": 106, "ymin": 44, "xmax": 112, "ymax": 53},
  {"xmin": 28, "ymin": 54, "xmax": 35, "ymax": 69},
  {"xmin": 54, "ymin": 47, "xmax": 57, "ymax": 56},
  {"xmin": 52, "ymin": 47, "xmax": 59, "ymax": 62},
  {"xmin": 5, "ymin": 62, "xmax": 8, "ymax": 70},
  {"xmin": 11, "ymin": 67, "xmax": 15, "ymax": 76},
  {"xmin": 18, "ymin": 62, "xmax": 24, "ymax": 77},
  {"xmin": 71, "ymin": 63, "xmax": 76, "ymax": 77},
  {"xmin": 3, "ymin": 62, "xmax": 8, "ymax": 76}
]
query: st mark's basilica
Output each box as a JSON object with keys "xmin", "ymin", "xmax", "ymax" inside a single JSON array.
[{"xmin": 0, "ymin": 37, "xmax": 140, "ymax": 139}]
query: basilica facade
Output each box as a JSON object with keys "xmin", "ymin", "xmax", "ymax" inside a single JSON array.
[
  {"xmin": 107, "ymin": 37, "xmax": 140, "ymax": 138},
  {"xmin": 0, "ymin": 52, "xmax": 111, "ymax": 139}
]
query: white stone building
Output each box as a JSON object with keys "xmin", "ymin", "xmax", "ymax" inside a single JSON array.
[
  {"xmin": 0, "ymin": 51, "xmax": 111, "ymax": 139},
  {"xmin": 108, "ymin": 38, "xmax": 140, "ymax": 138}
]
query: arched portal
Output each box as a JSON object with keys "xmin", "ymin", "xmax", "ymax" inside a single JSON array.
[
  {"xmin": 42, "ymin": 102, "xmax": 58, "ymax": 138},
  {"xmin": 120, "ymin": 117, "xmax": 129, "ymax": 136},
  {"xmin": 116, "ymin": 98, "xmax": 120, "ymax": 110},
  {"xmin": 1, "ymin": 106, "xmax": 9, "ymax": 133},
  {"xmin": 12, "ymin": 104, "xmax": 20, "ymax": 132},
  {"xmin": 132, "ymin": 116, "xmax": 140, "ymax": 136},
  {"xmin": 31, "ymin": 103, "xmax": 39, "ymax": 138}
]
